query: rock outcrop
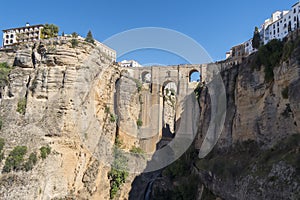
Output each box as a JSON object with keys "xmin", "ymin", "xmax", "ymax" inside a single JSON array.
[{"xmin": 0, "ymin": 38, "xmax": 120, "ymax": 200}]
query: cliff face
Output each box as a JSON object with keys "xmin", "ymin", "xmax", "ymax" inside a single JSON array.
[
  {"xmin": 150, "ymin": 34, "xmax": 300, "ymax": 200},
  {"xmin": 0, "ymin": 39, "xmax": 121, "ymax": 199},
  {"xmin": 1, "ymin": 33, "xmax": 300, "ymax": 200}
]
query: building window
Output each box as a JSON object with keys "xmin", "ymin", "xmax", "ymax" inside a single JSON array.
[
  {"xmin": 277, "ymin": 22, "xmax": 279, "ymax": 26},
  {"xmin": 278, "ymin": 28, "xmax": 280, "ymax": 33},
  {"xmin": 10, "ymin": 34, "xmax": 13, "ymax": 38},
  {"xmin": 274, "ymin": 30, "xmax": 276, "ymax": 35},
  {"xmin": 6, "ymin": 35, "xmax": 9, "ymax": 39},
  {"xmin": 10, "ymin": 39, "xmax": 13, "ymax": 44},
  {"xmin": 5, "ymin": 40, "xmax": 8, "ymax": 44},
  {"xmin": 294, "ymin": 16, "xmax": 297, "ymax": 22},
  {"xmin": 284, "ymin": 23, "xmax": 287, "ymax": 28},
  {"xmin": 273, "ymin": 24, "xmax": 275, "ymax": 28},
  {"xmin": 294, "ymin": 8, "xmax": 296, "ymax": 13}
]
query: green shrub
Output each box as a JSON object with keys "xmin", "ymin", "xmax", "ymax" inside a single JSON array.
[
  {"xmin": 104, "ymin": 106, "xmax": 110, "ymax": 114},
  {"xmin": 0, "ymin": 138, "xmax": 4, "ymax": 152},
  {"xmin": 40, "ymin": 24, "xmax": 59, "ymax": 39},
  {"xmin": 71, "ymin": 39, "xmax": 78, "ymax": 48},
  {"xmin": 171, "ymin": 175, "xmax": 199, "ymax": 200},
  {"xmin": 162, "ymin": 146, "xmax": 196, "ymax": 180},
  {"xmin": 85, "ymin": 30, "xmax": 95, "ymax": 44},
  {"xmin": 133, "ymin": 79, "xmax": 142, "ymax": 92},
  {"xmin": 71, "ymin": 32, "xmax": 78, "ymax": 38},
  {"xmin": 115, "ymin": 136, "xmax": 123, "ymax": 148},
  {"xmin": 0, "ymin": 152, "xmax": 4, "ymax": 162},
  {"xmin": 136, "ymin": 119, "xmax": 143, "ymax": 128},
  {"xmin": 282, "ymin": 41, "xmax": 295, "ymax": 61},
  {"xmin": 0, "ymin": 138, "xmax": 5, "ymax": 162},
  {"xmin": 0, "ymin": 62, "xmax": 12, "ymax": 88},
  {"xmin": 16, "ymin": 98, "xmax": 27, "ymax": 115},
  {"xmin": 282, "ymin": 86, "xmax": 289, "ymax": 99},
  {"xmin": 130, "ymin": 146, "xmax": 144, "ymax": 154},
  {"xmin": 40, "ymin": 146, "xmax": 51, "ymax": 159},
  {"xmin": 108, "ymin": 149, "xmax": 129, "ymax": 199},
  {"xmin": 255, "ymin": 39, "xmax": 283, "ymax": 82},
  {"xmin": 24, "ymin": 152, "xmax": 38, "ymax": 171},
  {"xmin": 3, "ymin": 146, "xmax": 27, "ymax": 173},
  {"xmin": 110, "ymin": 114, "xmax": 117, "ymax": 123}
]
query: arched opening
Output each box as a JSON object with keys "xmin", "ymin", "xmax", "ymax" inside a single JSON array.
[
  {"xmin": 162, "ymin": 81, "xmax": 177, "ymax": 138},
  {"xmin": 162, "ymin": 81, "xmax": 177, "ymax": 96},
  {"xmin": 142, "ymin": 71, "xmax": 151, "ymax": 83},
  {"xmin": 189, "ymin": 70, "xmax": 201, "ymax": 82}
]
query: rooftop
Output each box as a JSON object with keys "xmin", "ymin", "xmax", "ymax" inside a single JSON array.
[{"xmin": 3, "ymin": 24, "xmax": 44, "ymax": 32}]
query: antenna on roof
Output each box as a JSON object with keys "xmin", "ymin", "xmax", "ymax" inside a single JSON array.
[{"xmin": 25, "ymin": 22, "xmax": 30, "ymax": 27}]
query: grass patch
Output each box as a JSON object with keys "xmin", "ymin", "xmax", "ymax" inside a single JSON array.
[
  {"xmin": 40, "ymin": 146, "xmax": 51, "ymax": 159},
  {"xmin": 0, "ymin": 62, "xmax": 12, "ymax": 88},
  {"xmin": 0, "ymin": 138, "xmax": 5, "ymax": 162},
  {"xmin": 16, "ymin": 98, "xmax": 27, "ymax": 115},
  {"xmin": 130, "ymin": 146, "xmax": 144, "ymax": 154},
  {"xmin": 108, "ymin": 148, "xmax": 129, "ymax": 199}
]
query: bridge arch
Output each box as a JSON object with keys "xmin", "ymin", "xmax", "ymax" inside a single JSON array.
[
  {"xmin": 189, "ymin": 69, "xmax": 201, "ymax": 83},
  {"xmin": 162, "ymin": 80, "xmax": 177, "ymax": 96},
  {"xmin": 141, "ymin": 71, "xmax": 151, "ymax": 83}
]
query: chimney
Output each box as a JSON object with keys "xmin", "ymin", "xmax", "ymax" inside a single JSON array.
[{"xmin": 25, "ymin": 22, "xmax": 30, "ymax": 27}]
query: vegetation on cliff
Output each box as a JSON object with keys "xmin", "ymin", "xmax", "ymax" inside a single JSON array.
[
  {"xmin": 252, "ymin": 35, "xmax": 300, "ymax": 82},
  {"xmin": 85, "ymin": 30, "xmax": 95, "ymax": 44},
  {"xmin": 1, "ymin": 145, "xmax": 51, "ymax": 173},
  {"xmin": 108, "ymin": 137, "xmax": 129, "ymax": 199},
  {"xmin": 0, "ymin": 62, "xmax": 12, "ymax": 88},
  {"xmin": 40, "ymin": 24, "xmax": 59, "ymax": 39},
  {"xmin": 16, "ymin": 98, "xmax": 27, "ymax": 115}
]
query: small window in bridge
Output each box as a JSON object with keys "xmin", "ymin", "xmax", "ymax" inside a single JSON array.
[{"xmin": 189, "ymin": 70, "xmax": 201, "ymax": 82}]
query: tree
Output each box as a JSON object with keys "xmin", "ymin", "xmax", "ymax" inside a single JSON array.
[
  {"xmin": 41, "ymin": 24, "xmax": 59, "ymax": 39},
  {"xmin": 252, "ymin": 26, "xmax": 261, "ymax": 49},
  {"xmin": 85, "ymin": 30, "xmax": 95, "ymax": 44},
  {"xmin": 71, "ymin": 32, "xmax": 78, "ymax": 38},
  {"xmin": 71, "ymin": 39, "xmax": 79, "ymax": 48}
]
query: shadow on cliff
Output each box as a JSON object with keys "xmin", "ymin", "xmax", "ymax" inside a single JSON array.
[{"xmin": 128, "ymin": 91, "xmax": 200, "ymax": 200}]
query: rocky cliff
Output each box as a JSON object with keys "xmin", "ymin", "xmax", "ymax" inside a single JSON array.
[
  {"xmin": 148, "ymin": 33, "xmax": 300, "ymax": 199},
  {"xmin": 0, "ymin": 32, "xmax": 300, "ymax": 200},
  {"xmin": 0, "ymin": 38, "xmax": 121, "ymax": 199}
]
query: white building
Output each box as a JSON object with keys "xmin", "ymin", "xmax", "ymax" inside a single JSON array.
[
  {"xmin": 244, "ymin": 38, "xmax": 256, "ymax": 55},
  {"xmin": 262, "ymin": 2, "xmax": 300, "ymax": 44},
  {"xmin": 120, "ymin": 60, "xmax": 142, "ymax": 67},
  {"xmin": 95, "ymin": 41, "xmax": 117, "ymax": 62},
  {"xmin": 2, "ymin": 23, "xmax": 44, "ymax": 47},
  {"xmin": 226, "ymin": 2, "xmax": 300, "ymax": 60}
]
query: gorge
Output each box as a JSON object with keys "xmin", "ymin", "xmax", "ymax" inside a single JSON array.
[{"xmin": 0, "ymin": 31, "xmax": 299, "ymax": 200}]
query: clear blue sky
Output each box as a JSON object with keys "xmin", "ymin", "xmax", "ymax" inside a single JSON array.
[{"xmin": 0, "ymin": 0, "xmax": 297, "ymax": 65}]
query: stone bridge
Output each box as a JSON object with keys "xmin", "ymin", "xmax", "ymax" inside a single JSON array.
[{"xmin": 115, "ymin": 63, "xmax": 227, "ymax": 152}]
